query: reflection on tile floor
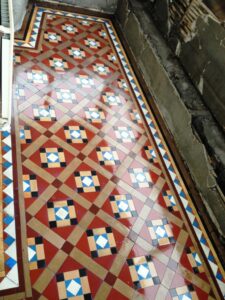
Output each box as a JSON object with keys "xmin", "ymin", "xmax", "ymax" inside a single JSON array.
[{"xmin": 2, "ymin": 5, "xmax": 224, "ymax": 299}]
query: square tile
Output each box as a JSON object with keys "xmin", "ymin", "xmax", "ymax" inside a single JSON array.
[
  {"xmin": 20, "ymin": 126, "xmax": 32, "ymax": 144},
  {"xmin": 144, "ymin": 146, "xmax": 157, "ymax": 163},
  {"xmin": 84, "ymin": 107, "xmax": 106, "ymax": 124},
  {"xmin": 109, "ymin": 194, "xmax": 137, "ymax": 219},
  {"xmin": 49, "ymin": 57, "xmax": 69, "ymax": 72},
  {"xmin": 68, "ymin": 47, "xmax": 86, "ymax": 60},
  {"xmin": 76, "ymin": 74, "xmax": 94, "ymax": 88},
  {"xmin": 27, "ymin": 70, "xmax": 49, "ymax": 84},
  {"xmin": 128, "ymin": 167, "xmax": 152, "ymax": 188},
  {"xmin": 96, "ymin": 146, "xmax": 120, "ymax": 166},
  {"xmin": 56, "ymin": 88, "xmax": 76, "ymax": 103},
  {"xmin": 114, "ymin": 126, "xmax": 135, "ymax": 143},
  {"xmin": 86, "ymin": 227, "xmax": 117, "ymax": 258},
  {"xmin": 84, "ymin": 38, "xmax": 100, "ymax": 49},
  {"xmin": 47, "ymin": 200, "xmax": 77, "ymax": 228},
  {"xmin": 23, "ymin": 174, "xmax": 38, "ymax": 198},
  {"xmin": 102, "ymin": 92, "xmax": 121, "ymax": 106},
  {"xmin": 186, "ymin": 247, "xmax": 204, "ymax": 274},
  {"xmin": 127, "ymin": 255, "xmax": 160, "ymax": 289},
  {"xmin": 33, "ymin": 104, "xmax": 56, "ymax": 121},
  {"xmin": 40, "ymin": 147, "xmax": 66, "ymax": 168},
  {"xmin": 93, "ymin": 63, "xmax": 110, "ymax": 76},
  {"xmin": 56, "ymin": 269, "xmax": 91, "ymax": 300},
  {"xmin": 129, "ymin": 109, "xmax": 142, "ymax": 124},
  {"xmin": 44, "ymin": 31, "xmax": 62, "ymax": 43},
  {"xmin": 118, "ymin": 79, "xmax": 129, "ymax": 92},
  {"xmin": 170, "ymin": 284, "xmax": 198, "ymax": 300},
  {"xmin": 74, "ymin": 171, "xmax": 100, "ymax": 193},
  {"xmin": 163, "ymin": 190, "xmax": 178, "ymax": 212},
  {"xmin": 27, "ymin": 236, "xmax": 46, "ymax": 270},
  {"xmin": 64, "ymin": 125, "xmax": 88, "ymax": 143},
  {"xmin": 62, "ymin": 24, "xmax": 78, "ymax": 34},
  {"xmin": 147, "ymin": 218, "xmax": 176, "ymax": 246}
]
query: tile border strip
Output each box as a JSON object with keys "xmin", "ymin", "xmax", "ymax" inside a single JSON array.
[
  {"xmin": 14, "ymin": 6, "xmax": 225, "ymax": 298},
  {"xmin": 0, "ymin": 130, "xmax": 19, "ymax": 290}
]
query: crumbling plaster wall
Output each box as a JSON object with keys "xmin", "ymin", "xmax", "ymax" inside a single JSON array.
[{"xmin": 115, "ymin": 0, "xmax": 225, "ymax": 242}]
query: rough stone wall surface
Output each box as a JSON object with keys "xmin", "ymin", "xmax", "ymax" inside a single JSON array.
[
  {"xmin": 13, "ymin": 0, "xmax": 28, "ymax": 31},
  {"xmin": 39, "ymin": 0, "xmax": 118, "ymax": 13},
  {"xmin": 115, "ymin": 0, "xmax": 225, "ymax": 240}
]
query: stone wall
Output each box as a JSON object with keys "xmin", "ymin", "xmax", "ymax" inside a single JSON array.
[
  {"xmin": 115, "ymin": 0, "xmax": 225, "ymax": 244},
  {"xmin": 39, "ymin": 0, "xmax": 118, "ymax": 13}
]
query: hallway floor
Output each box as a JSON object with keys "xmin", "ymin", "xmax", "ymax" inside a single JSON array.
[{"xmin": 0, "ymin": 5, "xmax": 225, "ymax": 300}]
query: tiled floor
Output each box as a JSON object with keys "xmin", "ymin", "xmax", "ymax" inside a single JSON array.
[{"xmin": 0, "ymin": 5, "xmax": 225, "ymax": 300}]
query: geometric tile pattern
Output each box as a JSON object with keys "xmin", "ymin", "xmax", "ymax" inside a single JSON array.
[
  {"xmin": 186, "ymin": 247, "xmax": 204, "ymax": 274},
  {"xmin": 64, "ymin": 126, "xmax": 88, "ymax": 144},
  {"xmin": 27, "ymin": 237, "xmax": 46, "ymax": 270},
  {"xmin": 127, "ymin": 256, "xmax": 160, "ymax": 289},
  {"xmin": 147, "ymin": 218, "xmax": 176, "ymax": 247},
  {"xmin": 109, "ymin": 194, "xmax": 137, "ymax": 219},
  {"xmin": 170, "ymin": 285, "xmax": 198, "ymax": 300},
  {"xmin": 47, "ymin": 200, "xmax": 77, "ymax": 228},
  {"xmin": 84, "ymin": 108, "xmax": 105, "ymax": 124},
  {"xmin": 87, "ymin": 227, "xmax": 117, "ymax": 258},
  {"xmin": 74, "ymin": 171, "xmax": 100, "ymax": 193},
  {"xmin": 20, "ymin": 126, "xmax": 32, "ymax": 144},
  {"xmin": 10, "ymin": 5, "xmax": 225, "ymax": 299},
  {"xmin": 0, "ymin": 131, "xmax": 19, "ymax": 290},
  {"xmin": 128, "ymin": 167, "xmax": 152, "ymax": 188},
  {"xmin": 56, "ymin": 269, "xmax": 91, "ymax": 300},
  {"xmin": 23, "ymin": 174, "xmax": 38, "ymax": 198},
  {"xmin": 96, "ymin": 146, "xmax": 120, "ymax": 166},
  {"xmin": 40, "ymin": 147, "xmax": 66, "ymax": 168},
  {"xmin": 33, "ymin": 104, "xmax": 56, "ymax": 121}
]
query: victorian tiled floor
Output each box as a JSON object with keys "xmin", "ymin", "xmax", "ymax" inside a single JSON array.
[{"xmin": 0, "ymin": 5, "xmax": 225, "ymax": 300}]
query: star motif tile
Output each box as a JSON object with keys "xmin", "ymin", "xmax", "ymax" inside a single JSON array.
[
  {"xmin": 128, "ymin": 167, "xmax": 153, "ymax": 188},
  {"xmin": 114, "ymin": 126, "xmax": 136, "ymax": 143},
  {"xmin": 40, "ymin": 147, "xmax": 66, "ymax": 168},
  {"xmin": 170, "ymin": 285, "xmax": 198, "ymax": 300},
  {"xmin": 44, "ymin": 31, "xmax": 62, "ymax": 43},
  {"xmin": 127, "ymin": 255, "xmax": 160, "ymax": 289},
  {"xmin": 64, "ymin": 125, "xmax": 88, "ymax": 143},
  {"xmin": 27, "ymin": 237, "xmax": 46, "ymax": 270},
  {"xmin": 56, "ymin": 269, "xmax": 91, "ymax": 300},
  {"xmin": 84, "ymin": 107, "xmax": 106, "ymax": 124},
  {"xmin": 68, "ymin": 47, "xmax": 86, "ymax": 60},
  {"xmin": 47, "ymin": 200, "xmax": 77, "ymax": 228},
  {"xmin": 163, "ymin": 190, "xmax": 178, "ymax": 212},
  {"xmin": 56, "ymin": 88, "xmax": 76, "ymax": 103},
  {"xmin": 87, "ymin": 227, "xmax": 117, "ymax": 258},
  {"xmin": 93, "ymin": 63, "xmax": 110, "ymax": 76},
  {"xmin": 23, "ymin": 174, "xmax": 38, "ymax": 198},
  {"xmin": 74, "ymin": 171, "xmax": 100, "ymax": 193},
  {"xmin": 147, "ymin": 218, "xmax": 176, "ymax": 246},
  {"xmin": 96, "ymin": 146, "xmax": 120, "ymax": 166},
  {"xmin": 109, "ymin": 194, "xmax": 137, "ymax": 219},
  {"xmin": 84, "ymin": 37, "xmax": 100, "ymax": 49},
  {"xmin": 33, "ymin": 104, "xmax": 56, "ymax": 121},
  {"xmin": 102, "ymin": 92, "xmax": 121, "ymax": 106},
  {"xmin": 27, "ymin": 70, "xmax": 49, "ymax": 84},
  {"xmin": 20, "ymin": 126, "xmax": 32, "ymax": 144}
]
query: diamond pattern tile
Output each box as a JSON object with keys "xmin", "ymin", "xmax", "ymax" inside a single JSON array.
[{"xmin": 3, "ymin": 5, "xmax": 223, "ymax": 300}]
